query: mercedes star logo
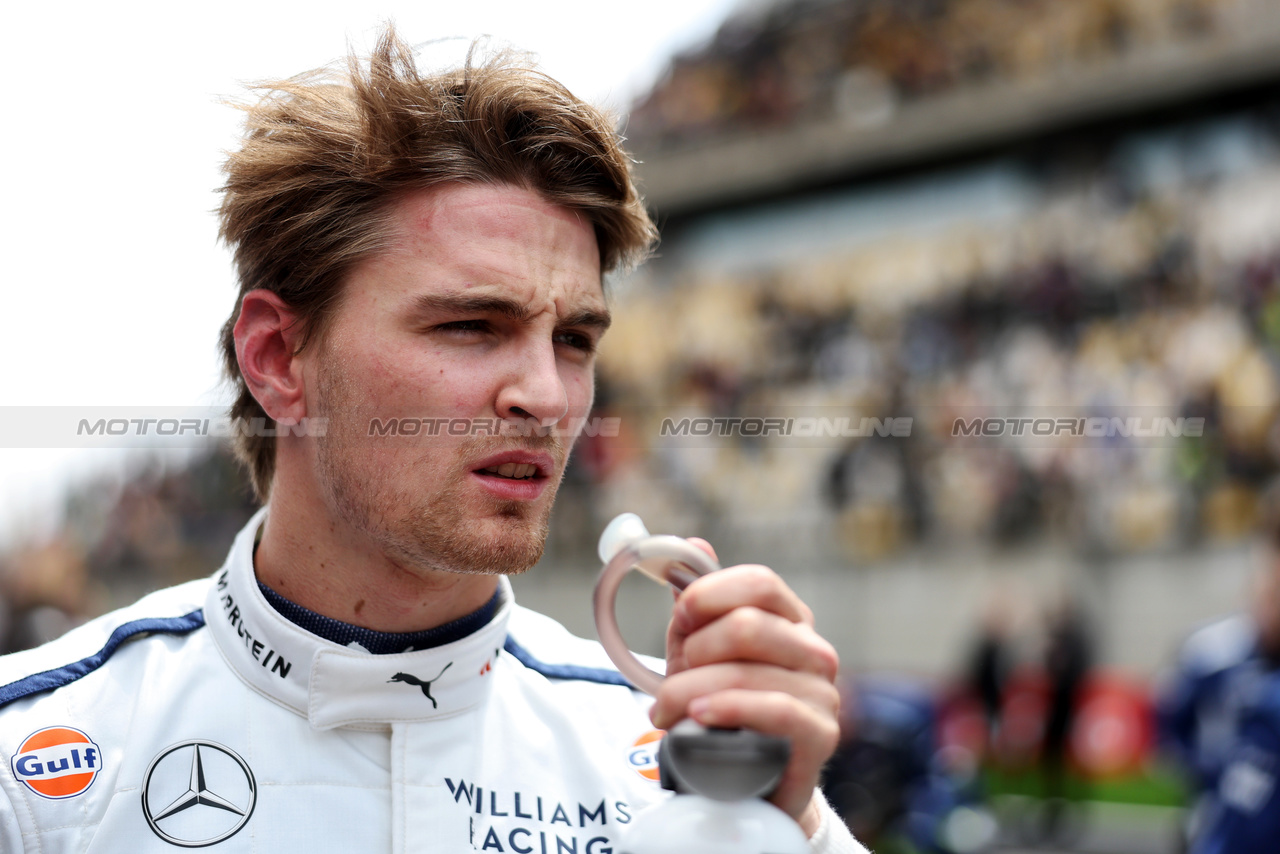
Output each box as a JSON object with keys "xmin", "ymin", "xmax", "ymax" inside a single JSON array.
[{"xmin": 141, "ymin": 740, "xmax": 257, "ymax": 847}]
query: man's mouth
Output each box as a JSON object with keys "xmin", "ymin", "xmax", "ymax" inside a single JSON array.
[
  {"xmin": 478, "ymin": 463, "xmax": 540, "ymax": 480},
  {"xmin": 469, "ymin": 451, "xmax": 554, "ymax": 501},
  {"xmin": 470, "ymin": 449, "xmax": 555, "ymax": 482}
]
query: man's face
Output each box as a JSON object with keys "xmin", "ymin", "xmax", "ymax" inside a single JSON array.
[{"xmin": 302, "ymin": 182, "xmax": 607, "ymax": 577}]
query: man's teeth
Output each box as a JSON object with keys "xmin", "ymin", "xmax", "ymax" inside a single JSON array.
[{"xmin": 481, "ymin": 463, "xmax": 538, "ymax": 479}]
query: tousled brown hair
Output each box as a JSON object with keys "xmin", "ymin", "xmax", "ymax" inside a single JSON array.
[{"xmin": 218, "ymin": 26, "xmax": 657, "ymax": 500}]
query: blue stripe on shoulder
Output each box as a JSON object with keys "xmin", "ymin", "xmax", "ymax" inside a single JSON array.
[
  {"xmin": 503, "ymin": 637, "xmax": 631, "ymax": 687},
  {"xmin": 0, "ymin": 610, "xmax": 206, "ymax": 709}
]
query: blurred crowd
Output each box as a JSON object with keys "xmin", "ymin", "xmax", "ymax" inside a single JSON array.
[
  {"xmin": 629, "ymin": 0, "xmax": 1269, "ymax": 148},
  {"xmin": 0, "ymin": 452, "xmax": 256, "ymax": 655},
  {"xmin": 591, "ymin": 104, "xmax": 1280, "ymax": 562}
]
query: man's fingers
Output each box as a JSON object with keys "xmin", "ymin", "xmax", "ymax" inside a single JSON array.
[
  {"xmin": 649, "ymin": 662, "xmax": 840, "ymax": 730},
  {"xmin": 672, "ymin": 565, "xmax": 813, "ymax": 634},
  {"xmin": 678, "ymin": 606, "xmax": 838, "ymax": 679}
]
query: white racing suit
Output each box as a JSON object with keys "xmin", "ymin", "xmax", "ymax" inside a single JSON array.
[{"xmin": 0, "ymin": 510, "xmax": 865, "ymax": 853}]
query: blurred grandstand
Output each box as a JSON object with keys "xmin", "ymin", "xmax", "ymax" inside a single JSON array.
[
  {"xmin": 6, "ymin": 1, "xmax": 1280, "ymax": 849},
  {"xmin": 629, "ymin": 0, "xmax": 1280, "ymax": 211}
]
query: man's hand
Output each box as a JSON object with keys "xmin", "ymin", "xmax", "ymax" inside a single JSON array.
[{"xmin": 648, "ymin": 541, "xmax": 841, "ymax": 838}]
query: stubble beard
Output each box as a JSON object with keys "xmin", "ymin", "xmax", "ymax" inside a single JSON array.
[{"xmin": 313, "ymin": 362, "xmax": 564, "ymax": 578}]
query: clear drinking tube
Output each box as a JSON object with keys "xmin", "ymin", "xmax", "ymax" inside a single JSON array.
[{"xmin": 593, "ymin": 513, "xmax": 721, "ymax": 697}]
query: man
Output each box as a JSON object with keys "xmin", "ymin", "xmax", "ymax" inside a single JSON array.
[{"xmin": 0, "ymin": 28, "xmax": 864, "ymax": 853}]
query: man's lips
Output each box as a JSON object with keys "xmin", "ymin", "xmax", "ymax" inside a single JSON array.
[
  {"xmin": 471, "ymin": 450, "xmax": 555, "ymax": 479},
  {"xmin": 469, "ymin": 450, "xmax": 556, "ymax": 501}
]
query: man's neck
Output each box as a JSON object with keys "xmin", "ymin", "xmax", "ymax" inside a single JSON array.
[{"xmin": 253, "ymin": 486, "xmax": 500, "ymax": 634}]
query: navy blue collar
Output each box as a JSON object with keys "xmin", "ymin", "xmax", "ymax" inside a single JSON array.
[{"xmin": 256, "ymin": 582, "xmax": 502, "ymax": 655}]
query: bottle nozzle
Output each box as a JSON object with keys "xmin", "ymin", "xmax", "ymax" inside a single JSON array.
[{"xmin": 597, "ymin": 512, "xmax": 651, "ymax": 563}]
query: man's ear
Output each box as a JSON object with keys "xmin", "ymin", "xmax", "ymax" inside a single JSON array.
[{"xmin": 233, "ymin": 290, "xmax": 310, "ymax": 424}]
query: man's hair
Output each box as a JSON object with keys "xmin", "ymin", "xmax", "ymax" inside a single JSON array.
[{"xmin": 218, "ymin": 26, "xmax": 657, "ymax": 500}]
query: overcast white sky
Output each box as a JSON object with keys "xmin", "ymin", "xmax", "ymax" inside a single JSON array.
[{"xmin": 0, "ymin": 0, "xmax": 741, "ymax": 545}]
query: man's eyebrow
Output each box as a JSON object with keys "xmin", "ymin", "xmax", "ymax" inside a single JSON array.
[
  {"xmin": 559, "ymin": 308, "xmax": 612, "ymax": 332},
  {"xmin": 412, "ymin": 293, "xmax": 531, "ymax": 321},
  {"xmin": 411, "ymin": 293, "xmax": 612, "ymax": 331}
]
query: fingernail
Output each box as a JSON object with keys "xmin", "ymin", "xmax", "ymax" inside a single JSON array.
[{"xmin": 689, "ymin": 697, "xmax": 712, "ymax": 721}]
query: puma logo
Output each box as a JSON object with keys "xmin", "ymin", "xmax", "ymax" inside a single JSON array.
[{"xmin": 388, "ymin": 662, "xmax": 453, "ymax": 709}]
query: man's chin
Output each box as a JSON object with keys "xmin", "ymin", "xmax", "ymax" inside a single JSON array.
[
  {"xmin": 474, "ymin": 512, "xmax": 549, "ymax": 575},
  {"xmin": 409, "ymin": 510, "xmax": 550, "ymax": 577}
]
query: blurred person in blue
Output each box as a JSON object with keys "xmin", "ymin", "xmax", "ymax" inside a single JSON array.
[
  {"xmin": 0, "ymin": 27, "xmax": 864, "ymax": 853},
  {"xmin": 824, "ymin": 677, "xmax": 997, "ymax": 854},
  {"xmin": 1157, "ymin": 498, "xmax": 1280, "ymax": 853}
]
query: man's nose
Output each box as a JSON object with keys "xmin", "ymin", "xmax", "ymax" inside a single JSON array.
[{"xmin": 495, "ymin": 339, "xmax": 570, "ymax": 426}]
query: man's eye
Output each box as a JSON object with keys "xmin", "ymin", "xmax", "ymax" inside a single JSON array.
[
  {"xmin": 555, "ymin": 331, "xmax": 597, "ymax": 354},
  {"xmin": 436, "ymin": 320, "xmax": 488, "ymax": 334}
]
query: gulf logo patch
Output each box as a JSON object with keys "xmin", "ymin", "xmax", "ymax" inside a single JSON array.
[
  {"xmin": 627, "ymin": 729, "xmax": 665, "ymax": 782},
  {"xmin": 11, "ymin": 726, "xmax": 102, "ymax": 799}
]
